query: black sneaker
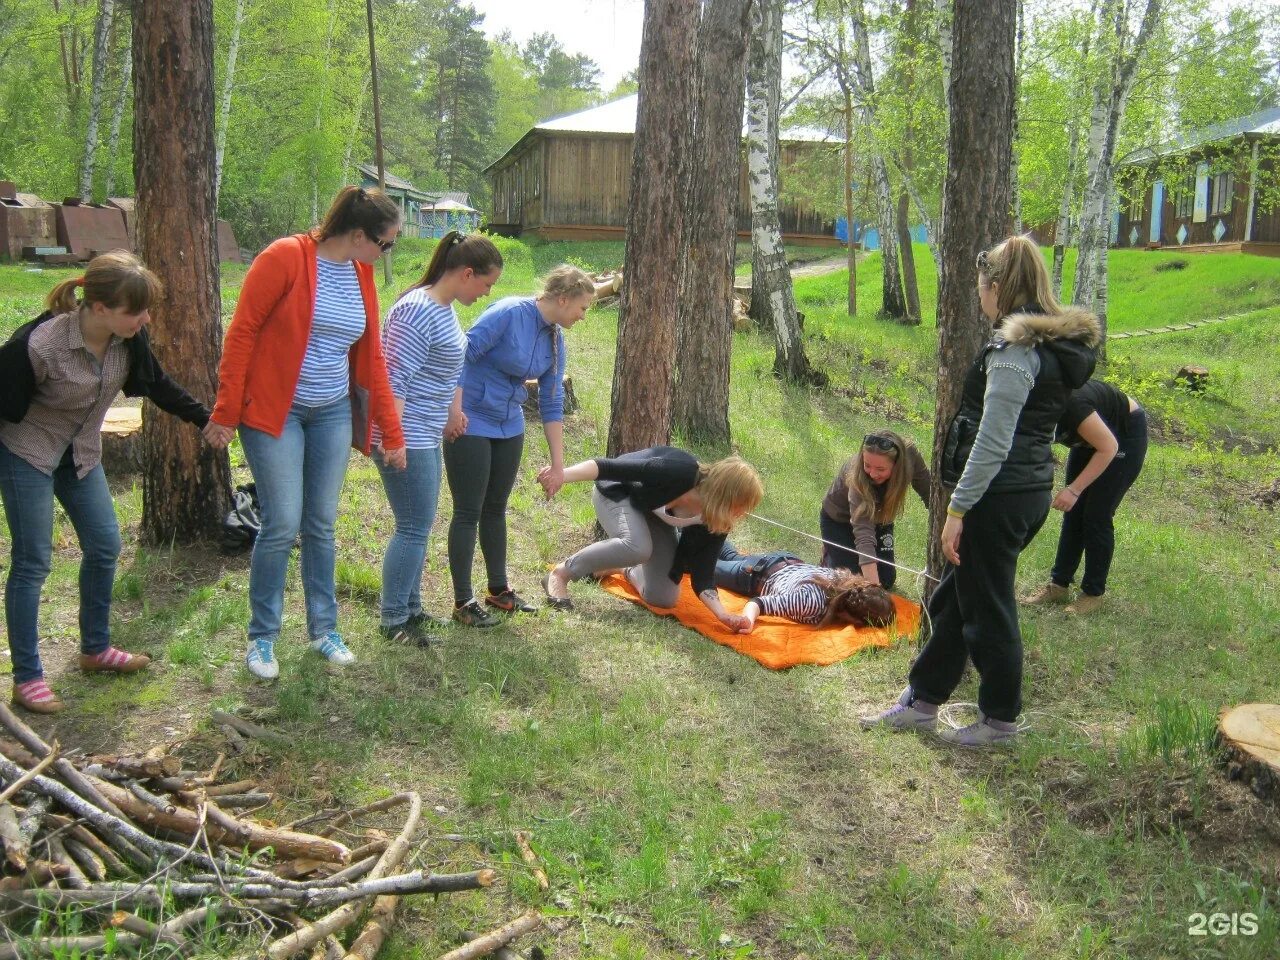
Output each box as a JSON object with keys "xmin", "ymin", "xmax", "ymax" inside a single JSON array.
[
  {"xmin": 485, "ymin": 588, "xmax": 537, "ymax": 614},
  {"xmin": 452, "ymin": 598, "xmax": 501, "ymax": 628},
  {"xmin": 407, "ymin": 611, "xmax": 452, "ymax": 630},
  {"xmin": 380, "ymin": 618, "xmax": 440, "ymax": 648}
]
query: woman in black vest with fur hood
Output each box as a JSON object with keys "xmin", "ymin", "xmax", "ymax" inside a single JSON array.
[{"xmin": 862, "ymin": 236, "xmax": 1100, "ymax": 748}]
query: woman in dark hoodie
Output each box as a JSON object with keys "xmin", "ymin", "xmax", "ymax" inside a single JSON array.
[{"xmin": 861, "ymin": 236, "xmax": 1100, "ymax": 748}]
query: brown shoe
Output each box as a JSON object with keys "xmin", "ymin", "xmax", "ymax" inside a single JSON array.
[
  {"xmin": 1065, "ymin": 593, "xmax": 1104, "ymax": 615},
  {"xmin": 12, "ymin": 679, "xmax": 65, "ymax": 714},
  {"xmin": 78, "ymin": 647, "xmax": 151, "ymax": 673},
  {"xmin": 1020, "ymin": 582, "xmax": 1070, "ymax": 606}
]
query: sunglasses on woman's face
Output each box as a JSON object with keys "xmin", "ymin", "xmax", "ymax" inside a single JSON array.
[
  {"xmin": 863, "ymin": 434, "xmax": 897, "ymax": 453},
  {"xmin": 374, "ymin": 236, "xmax": 396, "ymax": 252}
]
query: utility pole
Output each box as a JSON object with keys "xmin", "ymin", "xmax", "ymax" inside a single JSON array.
[{"xmin": 366, "ymin": 0, "xmax": 393, "ymax": 286}]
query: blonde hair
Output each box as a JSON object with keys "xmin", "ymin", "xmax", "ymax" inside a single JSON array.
[
  {"xmin": 540, "ymin": 264, "xmax": 595, "ymax": 301},
  {"xmin": 695, "ymin": 456, "xmax": 763, "ymax": 534},
  {"xmin": 46, "ymin": 250, "xmax": 163, "ymax": 315},
  {"xmin": 814, "ymin": 569, "xmax": 896, "ymax": 628},
  {"xmin": 841, "ymin": 430, "xmax": 915, "ymax": 524},
  {"xmin": 977, "ymin": 235, "xmax": 1061, "ymax": 319}
]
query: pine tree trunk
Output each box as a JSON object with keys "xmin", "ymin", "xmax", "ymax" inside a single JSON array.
[
  {"xmin": 79, "ymin": 0, "xmax": 114, "ymax": 202},
  {"xmin": 926, "ymin": 0, "xmax": 1017, "ymax": 593},
  {"xmin": 104, "ymin": 25, "xmax": 132, "ymax": 199},
  {"xmin": 896, "ymin": 190, "xmax": 920, "ymax": 323},
  {"xmin": 1010, "ymin": 0, "xmax": 1024, "ymax": 233},
  {"xmin": 745, "ymin": 0, "xmax": 811, "ymax": 382},
  {"xmin": 134, "ymin": 0, "xmax": 232, "ymax": 542},
  {"xmin": 213, "ymin": 0, "xmax": 246, "ymax": 207},
  {"xmin": 895, "ymin": 0, "xmax": 921, "ymax": 323},
  {"xmin": 606, "ymin": 0, "xmax": 699, "ymax": 455},
  {"xmin": 672, "ymin": 0, "xmax": 753, "ymax": 447}
]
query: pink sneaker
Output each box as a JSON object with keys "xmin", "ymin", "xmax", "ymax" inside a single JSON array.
[
  {"xmin": 79, "ymin": 647, "xmax": 151, "ymax": 674},
  {"xmin": 12, "ymin": 678, "xmax": 65, "ymax": 714}
]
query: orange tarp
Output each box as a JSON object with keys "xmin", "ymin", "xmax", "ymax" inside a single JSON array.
[{"xmin": 599, "ymin": 573, "xmax": 919, "ymax": 670}]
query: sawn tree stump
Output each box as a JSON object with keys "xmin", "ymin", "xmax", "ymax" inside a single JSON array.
[
  {"xmin": 1219, "ymin": 703, "xmax": 1280, "ymax": 805},
  {"xmin": 101, "ymin": 407, "xmax": 143, "ymax": 477},
  {"xmin": 522, "ymin": 376, "xmax": 579, "ymax": 419}
]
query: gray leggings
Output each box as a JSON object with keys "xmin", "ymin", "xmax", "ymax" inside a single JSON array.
[{"xmin": 565, "ymin": 488, "xmax": 681, "ymax": 608}]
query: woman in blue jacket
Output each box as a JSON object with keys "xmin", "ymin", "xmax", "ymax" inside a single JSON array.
[{"xmin": 444, "ymin": 265, "xmax": 595, "ymax": 627}]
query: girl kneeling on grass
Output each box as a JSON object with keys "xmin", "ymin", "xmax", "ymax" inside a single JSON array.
[
  {"xmin": 861, "ymin": 236, "xmax": 1099, "ymax": 748},
  {"xmin": 0, "ymin": 252, "xmax": 214, "ymax": 714},
  {"xmin": 375, "ymin": 232, "xmax": 503, "ymax": 646},
  {"xmin": 542, "ymin": 448, "xmax": 764, "ymax": 631},
  {"xmin": 819, "ymin": 429, "xmax": 931, "ymax": 589}
]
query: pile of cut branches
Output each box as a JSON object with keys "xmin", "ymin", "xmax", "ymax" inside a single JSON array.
[{"xmin": 0, "ymin": 703, "xmax": 538, "ymax": 959}]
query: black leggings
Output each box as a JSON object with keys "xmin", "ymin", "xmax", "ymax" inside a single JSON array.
[
  {"xmin": 819, "ymin": 512, "xmax": 898, "ymax": 590},
  {"xmin": 443, "ymin": 434, "xmax": 524, "ymax": 603}
]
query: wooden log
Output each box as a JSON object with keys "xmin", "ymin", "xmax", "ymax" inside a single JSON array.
[
  {"xmin": 521, "ymin": 376, "xmax": 579, "ymax": 418},
  {"xmin": 100, "ymin": 406, "xmax": 143, "ymax": 476},
  {"xmin": 0, "ymin": 802, "xmax": 25, "ymax": 870},
  {"xmin": 343, "ymin": 891, "xmax": 399, "ymax": 960},
  {"xmin": 89, "ymin": 778, "xmax": 351, "ymax": 863},
  {"xmin": 458, "ymin": 932, "xmax": 530, "ymax": 960},
  {"xmin": 0, "ymin": 703, "xmax": 128, "ymax": 820},
  {"xmin": 0, "ymin": 860, "xmax": 70, "ymax": 889},
  {"xmin": 0, "ymin": 740, "xmax": 60, "ymax": 805},
  {"xmin": 63, "ymin": 837, "xmax": 107, "ymax": 881},
  {"xmin": 1220, "ymin": 703, "xmax": 1280, "ymax": 804},
  {"xmin": 514, "ymin": 830, "xmax": 549, "ymax": 892},
  {"xmin": 88, "ymin": 752, "xmax": 182, "ymax": 780},
  {"xmin": 0, "ymin": 883, "xmax": 165, "ymax": 913},
  {"xmin": 267, "ymin": 793, "xmax": 422, "ymax": 960},
  {"xmin": 212, "ymin": 709, "xmax": 288, "ymax": 745},
  {"xmin": 44, "ymin": 814, "xmax": 129, "ymax": 876},
  {"xmin": 0, "ymin": 737, "xmax": 42, "ymax": 768},
  {"xmin": 436, "ymin": 910, "xmax": 542, "ymax": 960},
  {"xmin": 110, "ymin": 909, "xmax": 184, "ymax": 946},
  {"xmin": 11, "ymin": 796, "xmax": 51, "ymax": 872},
  {"xmin": 44, "ymin": 835, "xmax": 89, "ymax": 889},
  {"xmin": 129, "ymin": 780, "xmax": 177, "ymax": 815},
  {"xmin": 316, "ymin": 793, "xmax": 411, "ymax": 838}
]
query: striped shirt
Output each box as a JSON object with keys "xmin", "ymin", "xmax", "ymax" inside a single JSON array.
[
  {"xmin": 0, "ymin": 312, "xmax": 129, "ymax": 478},
  {"xmin": 753, "ymin": 563, "xmax": 830, "ymax": 625},
  {"xmin": 374, "ymin": 289, "xmax": 466, "ymax": 450},
  {"xmin": 295, "ymin": 257, "xmax": 367, "ymax": 406}
]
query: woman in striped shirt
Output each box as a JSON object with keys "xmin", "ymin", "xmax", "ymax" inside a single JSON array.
[
  {"xmin": 206, "ymin": 187, "xmax": 406, "ymax": 681},
  {"xmin": 714, "ymin": 543, "xmax": 896, "ymax": 633},
  {"xmin": 374, "ymin": 232, "xmax": 503, "ymax": 646}
]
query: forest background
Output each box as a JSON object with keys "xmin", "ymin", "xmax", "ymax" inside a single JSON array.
[{"xmin": 1, "ymin": 0, "xmax": 1277, "ymax": 255}]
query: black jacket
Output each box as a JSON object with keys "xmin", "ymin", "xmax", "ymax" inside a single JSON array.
[
  {"xmin": 943, "ymin": 305, "xmax": 1100, "ymax": 492},
  {"xmin": 593, "ymin": 446, "xmax": 725, "ymax": 594},
  {"xmin": 0, "ymin": 311, "xmax": 210, "ymax": 428}
]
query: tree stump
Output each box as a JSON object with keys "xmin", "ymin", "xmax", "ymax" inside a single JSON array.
[
  {"xmin": 1219, "ymin": 703, "xmax": 1280, "ymax": 805},
  {"xmin": 1176, "ymin": 364, "xmax": 1210, "ymax": 392},
  {"xmin": 522, "ymin": 377, "xmax": 579, "ymax": 419},
  {"xmin": 101, "ymin": 407, "xmax": 143, "ymax": 476}
]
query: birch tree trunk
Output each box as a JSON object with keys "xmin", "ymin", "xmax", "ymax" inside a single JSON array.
[
  {"xmin": 104, "ymin": 22, "xmax": 132, "ymax": 198},
  {"xmin": 894, "ymin": 0, "xmax": 922, "ymax": 324},
  {"xmin": 926, "ymin": 0, "xmax": 1017, "ymax": 592},
  {"xmin": 673, "ymin": 0, "xmax": 754, "ymax": 446},
  {"xmin": 1072, "ymin": 0, "xmax": 1163, "ymax": 345},
  {"xmin": 745, "ymin": 0, "xmax": 812, "ymax": 382},
  {"xmin": 1051, "ymin": 118, "xmax": 1080, "ymax": 298},
  {"xmin": 606, "ymin": 0, "xmax": 699, "ymax": 455},
  {"xmin": 78, "ymin": 0, "xmax": 114, "ymax": 202},
  {"xmin": 343, "ymin": 74, "xmax": 372, "ymax": 184},
  {"xmin": 214, "ymin": 0, "xmax": 246, "ymax": 208},
  {"xmin": 849, "ymin": 0, "xmax": 906, "ymax": 319},
  {"xmin": 134, "ymin": 0, "xmax": 232, "ymax": 541}
]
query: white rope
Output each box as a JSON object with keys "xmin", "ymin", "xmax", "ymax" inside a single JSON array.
[{"xmin": 746, "ymin": 512, "xmax": 942, "ymax": 583}]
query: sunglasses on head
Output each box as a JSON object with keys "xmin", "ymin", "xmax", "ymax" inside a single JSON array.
[{"xmin": 863, "ymin": 433, "xmax": 897, "ymax": 453}]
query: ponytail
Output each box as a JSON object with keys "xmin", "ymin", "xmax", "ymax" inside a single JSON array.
[
  {"xmin": 46, "ymin": 276, "xmax": 85, "ymax": 314},
  {"xmin": 977, "ymin": 235, "xmax": 1062, "ymax": 318},
  {"xmin": 314, "ymin": 185, "xmax": 401, "ymax": 243},
  {"xmin": 412, "ymin": 230, "xmax": 503, "ymax": 290}
]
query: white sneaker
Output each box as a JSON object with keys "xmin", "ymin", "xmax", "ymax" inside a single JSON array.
[
  {"xmin": 245, "ymin": 637, "xmax": 279, "ymax": 680},
  {"xmin": 310, "ymin": 632, "xmax": 356, "ymax": 666},
  {"xmin": 860, "ymin": 686, "xmax": 938, "ymax": 731},
  {"xmin": 937, "ymin": 713, "xmax": 1020, "ymax": 748}
]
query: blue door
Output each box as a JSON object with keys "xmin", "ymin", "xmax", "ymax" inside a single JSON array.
[{"xmin": 1149, "ymin": 182, "xmax": 1164, "ymax": 244}]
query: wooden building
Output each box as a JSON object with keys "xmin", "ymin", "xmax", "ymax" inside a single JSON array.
[
  {"xmin": 1115, "ymin": 106, "xmax": 1280, "ymax": 255},
  {"xmin": 484, "ymin": 95, "xmax": 838, "ymax": 245},
  {"xmin": 356, "ymin": 165, "xmax": 481, "ymax": 238}
]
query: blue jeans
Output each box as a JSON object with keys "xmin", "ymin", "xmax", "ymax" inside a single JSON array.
[
  {"xmin": 240, "ymin": 398, "xmax": 351, "ymax": 642},
  {"xmin": 0, "ymin": 443, "xmax": 120, "ymax": 683},
  {"xmin": 377, "ymin": 446, "xmax": 442, "ymax": 627},
  {"xmin": 714, "ymin": 541, "xmax": 802, "ymax": 596}
]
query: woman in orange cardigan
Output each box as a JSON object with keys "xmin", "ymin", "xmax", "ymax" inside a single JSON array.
[{"xmin": 206, "ymin": 187, "xmax": 406, "ymax": 680}]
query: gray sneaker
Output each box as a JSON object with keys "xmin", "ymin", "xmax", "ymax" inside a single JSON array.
[
  {"xmin": 937, "ymin": 713, "xmax": 1020, "ymax": 748},
  {"xmin": 245, "ymin": 636, "xmax": 279, "ymax": 680},
  {"xmin": 860, "ymin": 687, "xmax": 938, "ymax": 731}
]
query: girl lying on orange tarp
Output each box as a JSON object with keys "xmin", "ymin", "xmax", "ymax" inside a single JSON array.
[{"xmin": 713, "ymin": 542, "xmax": 895, "ymax": 634}]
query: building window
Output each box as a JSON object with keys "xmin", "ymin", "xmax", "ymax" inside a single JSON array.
[
  {"xmin": 1175, "ymin": 175, "xmax": 1195, "ymax": 219},
  {"xmin": 1211, "ymin": 171, "xmax": 1233, "ymax": 215}
]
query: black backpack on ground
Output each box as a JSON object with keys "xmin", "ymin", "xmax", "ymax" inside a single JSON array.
[{"xmin": 220, "ymin": 482, "xmax": 261, "ymax": 553}]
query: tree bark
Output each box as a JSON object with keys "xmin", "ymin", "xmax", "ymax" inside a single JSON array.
[
  {"xmin": 672, "ymin": 0, "xmax": 753, "ymax": 447},
  {"xmin": 607, "ymin": 0, "xmax": 699, "ymax": 455},
  {"xmin": 103, "ymin": 24, "xmax": 132, "ymax": 199},
  {"xmin": 79, "ymin": 0, "xmax": 114, "ymax": 202},
  {"xmin": 848, "ymin": 0, "xmax": 906, "ymax": 319},
  {"xmin": 134, "ymin": 0, "xmax": 232, "ymax": 543},
  {"xmin": 894, "ymin": 0, "xmax": 922, "ymax": 324},
  {"xmin": 214, "ymin": 0, "xmax": 246, "ymax": 208},
  {"xmin": 843, "ymin": 91, "xmax": 856, "ymax": 317},
  {"xmin": 925, "ymin": 0, "xmax": 1017, "ymax": 592},
  {"xmin": 746, "ymin": 0, "xmax": 812, "ymax": 382}
]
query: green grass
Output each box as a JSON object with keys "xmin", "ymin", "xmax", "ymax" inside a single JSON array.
[{"xmin": 0, "ymin": 239, "xmax": 1278, "ymax": 957}]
